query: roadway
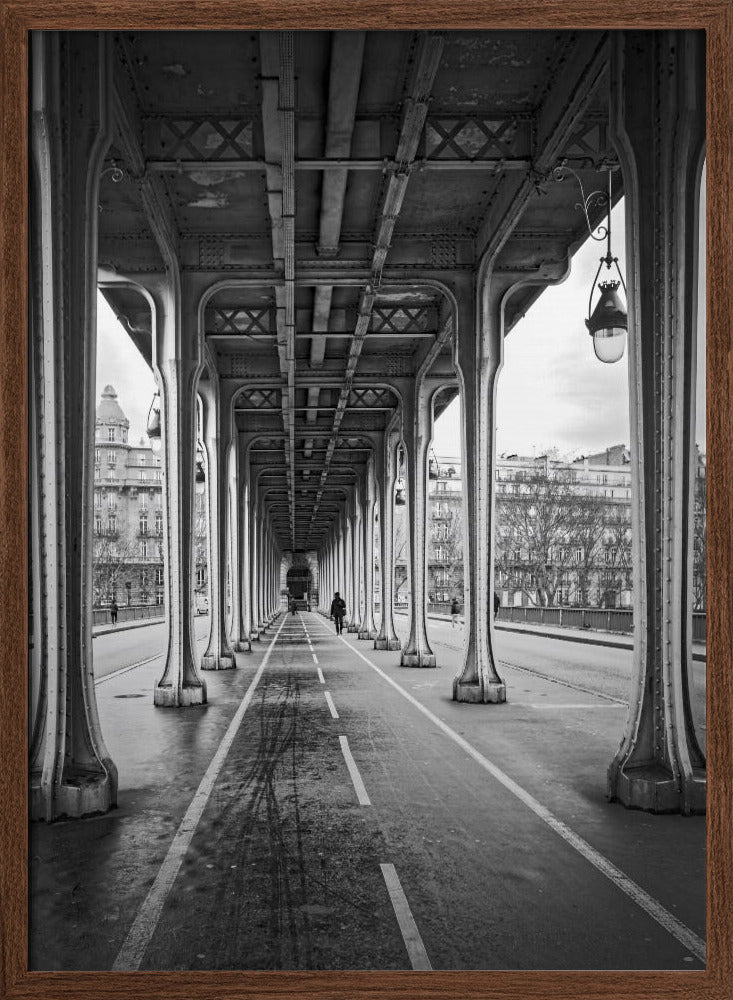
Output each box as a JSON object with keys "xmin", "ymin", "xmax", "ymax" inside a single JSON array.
[{"xmin": 30, "ymin": 613, "xmax": 706, "ymax": 972}]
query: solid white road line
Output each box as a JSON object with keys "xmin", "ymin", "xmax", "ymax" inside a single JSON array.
[
  {"xmin": 324, "ymin": 691, "xmax": 339, "ymax": 719},
  {"xmin": 341, "ymin": 635, "xmax": 706, "ymax": 963},
  {"xmin": 94, "ymin": 631, "xmax": 209, "ymax": 686},
  {"xmin": 312, "ymin": 652, "xmax": 319, "ymax": 664},
  {"xmin": 317, "ymin": 667, "xmax": 325, "ymax": 684},
  {"xmin": 338, "ymin": 735, "xmax": 371, "ymax": 806},
  {"xmin": 380, "ymin": 863, "xmax": 432, "ymax": 971},
  {"xmin": 95, "ymin": 653, "xmax": 161, "ymax": 685},
  {"xmin": 525, "ymin": 703, "xmax": 626, "ymax": 710},
  {"xmin": 112, "ymin": 615, "xmax": 288, "ymax": 971}
]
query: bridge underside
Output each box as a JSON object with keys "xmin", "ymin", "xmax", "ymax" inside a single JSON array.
[{"xmin": 29, "ymin": 29, "xmax": 705, "ymax": 824}]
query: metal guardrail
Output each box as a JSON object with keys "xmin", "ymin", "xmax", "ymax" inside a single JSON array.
[
  {"xmin": 93, "ymin": 604, "xmax": 164, "ymax": 626},
  {"xmin": 425, "ymin": 602, "xmax": 706, "ymax": 642}
]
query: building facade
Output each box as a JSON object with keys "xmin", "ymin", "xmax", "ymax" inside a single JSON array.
[{"xmin": 93, "ymin": 385, "xmax": 165, "ymax": 607}]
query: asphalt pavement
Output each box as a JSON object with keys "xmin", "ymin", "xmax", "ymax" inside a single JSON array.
[{"xmin": 29, "ymin": 612, "xmax": 705, "ymax": 972}]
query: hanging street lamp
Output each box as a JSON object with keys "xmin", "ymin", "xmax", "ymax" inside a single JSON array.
[
  {"xmin": 146, "ymin": 389, "xmax": 162, "ymax": 454},
  {"xmin": 554, "ymin": 165, "xmax": 628, "ymax": 364}
]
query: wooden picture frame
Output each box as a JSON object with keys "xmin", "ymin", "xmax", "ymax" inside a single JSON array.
[{"xmin": 1, "ymin": 2, "xmax": 730, "ymax": 998}]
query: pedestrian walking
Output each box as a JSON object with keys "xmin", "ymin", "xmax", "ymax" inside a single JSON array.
[
  {"xmin": 450, "ymin": 596, "xmax": 461, "ymax": 629},
  {"xmin": 110, "ymin": 599, "xmax": 118, "ymax": 625},
  {"xmin": 330, "ymin": 591, "xmax": 347, "ymax": 635},
  {"xmin": 494, "ymin": 592, "xmax": 500, "ymax": 618}
]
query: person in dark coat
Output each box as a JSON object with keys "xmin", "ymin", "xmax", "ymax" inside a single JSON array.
[
  {"xmin": 493, "ymin": 592, "xmax": 500, "ymax": 617},
  {"xmin": 110, "ymin": 599, "xmax": 118, "ymax": 625},
  {"xmin": 450, "ymin": 597, "xmax": 461, "ymax": 629},
  {"xmin": 330, "ymin": 591, "xmax": 347, "ymax": 635}
]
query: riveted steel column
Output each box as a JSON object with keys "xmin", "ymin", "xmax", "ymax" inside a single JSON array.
[
  {"xmin": 153, "ymin": 274, "xmax": 207, "ymax": 706},
  {"xmin": 375, "ymin": 426, "xmax": 401, "ymax": 650},
  {"xmin": 358, "ymin": 457, "xmax": 378, "ymax": 639},
  {"xmin": 347, "ymin": 495, "xmax": 361, "ymax": 631},
  {"xmin": 239, "ymin": 452, "xmax": 253, "ymax": 646},
  {"xmin": 200, "ymin": 377, "xmax": 234, "ymax": 670},
  {"xmin": 249, "ymin": 489, "xmax": 260, "ymax": 640},
  {"xmin": 228, "ymin": 435, "xmax": 249, "ymax": 650},
  {"xmin": 29, "ymin": 33, "xmax": 118, "ymax": 818},
  {"xmin": 606, "ymin": 32, "xmax": 705, "ymax": 814},
  {"xmin": 401, "ymin": 378, "xmax": 436, "ymax": 667},
  {"xmin": 453, "ymin": 274, "xmax": 506, "ymax": 702}
]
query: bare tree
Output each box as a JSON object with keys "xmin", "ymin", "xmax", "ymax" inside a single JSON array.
[
  {"xmin": 495, "ymin": 470, "xmax": 584, "ymax": 606},
  {"xmin": 92, "ymin": 535, "xmax": 136, "ymax": 606}
]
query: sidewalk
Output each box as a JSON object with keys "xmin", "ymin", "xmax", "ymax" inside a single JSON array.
[
  {"xmin": 93, "ymin": 615, "xmax": 166, "ymax": 638},
  {"xmin": 413, "ymin": 610, "xmax": 706, "ymax": 662}
]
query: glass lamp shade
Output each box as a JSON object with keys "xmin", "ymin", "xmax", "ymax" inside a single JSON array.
[
  {"xmin": 586, "ymin": 280, "xmax": 628, "ymax": 364},
  {"xmin": 592, "ymin": 327, "xmax": 627, "ymax": 364},
  {"xmin": 395, "ymin": 486, "xmax": 406, "ymax": 506},
  {"xmin": 146, "ymin": 392, "xmax": 162, "ymax": 450}
]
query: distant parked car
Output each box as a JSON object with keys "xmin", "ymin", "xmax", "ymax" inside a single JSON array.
[{"xmin": 195, "ymin": 592, "xmax": 209, "ymax": 615}]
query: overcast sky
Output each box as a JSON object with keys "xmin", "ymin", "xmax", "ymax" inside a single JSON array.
[
  {"xmin": 434, "ymin": 173, "xmax": 706, "ymax": 459},
  {"xmin": 97, "ymin": 172, "xmax": 706, "ymax": 459}
]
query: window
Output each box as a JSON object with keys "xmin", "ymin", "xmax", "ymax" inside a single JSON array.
[
  {"xmin": 108, "ymin": 427, "xmax": 116, "ymax": 442},
  {"xmin": 155, "ymin": 568, "xmax": 164, "ymax": 586},
  {"xmin": 94, "ymin": 492, "xmax": 101, "ymax": 509},
  {"xmin": 107, "ymin": 515, "xmax": 116, "ymax": 534},
  {"xmin": 139, "ymin": 493, "xmax": 148, "ymax": 511},
  {"xmin": 95, "ymin": 448, "xmax": 101, "ymax": 464},
  {"xmin": 155, "ymin": 511, "xmax": 163, "ymax": 535},
  {"xmin": 576, "ymin": 547, "xmax": 583, "ymax": 561},
  {"xmin": 95, "ymin": 516, "xmax": 102, "ymax": 534},
  {"xmin": 140, "ymin": 539, "xmax": 148, "ymax": 559},
  {"xmin": 107, "ymin": 492, "xmax": 116, "ymax": 510},
  {"xmin": 139, "ymin": 471, "xmax": 146, "ymax": 481},
  {"xmin": 139, "ymin": 514, "xmax": 148, "ymax": 535}
]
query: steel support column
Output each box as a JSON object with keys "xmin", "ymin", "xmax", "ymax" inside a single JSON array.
[
  {"xmin": 606, "ymin": 32, "xmax": 706, "ymax": 814},
  {"xmin": 200, "ymin": 377, "xmax": 234, "ymax": 669},
  {"xmin": 375, "ymin": 425, "xmax": 401, "ymax": 650},
  {"xmin": 401, "ymin": 378, "xmax": 436, "ymax": 667},
  {"xmin": 453, "ymin": 276, "xmax": 506, "ymax": 702},
  {"xmin": 29, "ymin": 33, "xmax": 118, "ymax": 819},
  {"xmin": 357, "ymin": 458, "xmax": 378, "ymax": 639}
]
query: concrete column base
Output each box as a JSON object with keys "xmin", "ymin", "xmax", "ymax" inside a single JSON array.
[
  {"xmin": 401, "ymin": 651, "xmax": 436, "ymax": 667},
  {"xmin": 347, "ymin": 624, "xmax": 359, "ymax": 633},
  {"xmin": 452, "ymin": 679, "xmax": 506, "ymax": 703},
  {"xmin": 374, "ymin": 638, "xmax": 401, "ymax": 651},
  {"xmin": 358, "ymin": 629, "xmax": 377, "ymax": 640},
  {"xmin": 201, "ymin": 654, "xmax": 234, "ymax": 670},
  {"xmin": 608, "ymin": 764, "xmax": 706, "ymax": 815},
  {"xmin": 250, "ymin": 630, "xmax": 261, "ymax": 641},
  {"xmin": 31, "ymin": 773, "xmax": 115, "ymax": 822},
  {"xmin": 234, "ymin": 640, "xmax": 251, "ymax": 653},
  {"xmin": 154, "ymin": 683, "xmax": 207, "ymax": 707}
]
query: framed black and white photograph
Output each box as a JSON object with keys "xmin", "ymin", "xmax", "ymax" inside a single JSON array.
[{"xmin": 0, "ymin": 2, "xmax": 731, "ymax": 999}]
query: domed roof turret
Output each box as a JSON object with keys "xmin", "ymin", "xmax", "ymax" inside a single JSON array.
[{"xmin": 96, "ymin": 385, "xmax": 130, "ymax": 428}]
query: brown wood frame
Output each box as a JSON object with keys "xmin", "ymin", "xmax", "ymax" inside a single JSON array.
[{"xmin": 1, "ymin": 3, "xmax": 730, "ymax": 998}]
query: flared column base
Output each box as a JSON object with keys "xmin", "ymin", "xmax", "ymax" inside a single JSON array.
[
  {"xmin": 31, "ymin": 771, "xmax": 116, "ymax": 822},
  {"xmin": 201, "ymin": 654, "xmax": 234, "ymax": 670},
  {"xmin": 233, "ymin": 640, "xmax": 251, "ymax": 653},
  {"xmin": 608, "ymin": 763, "xmax": 706, "ymax": 815},
  {"xmin": 374, "ymin": 637, "xmax": 401, "ymax": 650},
  {"xmin": 154, "ymin": 682, "xmax": 207, "ymax": 707},
  {"xmin": 358, "ymin": 629, "xmax": 377, "ymax": 640},
  {"xmin": 347, "ymin": 624, "xmax": 359, "ymax": 633},
  {"xmin": 401, "ymin": 651, "xmax": 436, "ymax": 667},
  {"xmin": 453, "ymin": 678, "xmax": 506, "ymax": 703}
]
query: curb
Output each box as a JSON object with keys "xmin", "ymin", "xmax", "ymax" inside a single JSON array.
[{"xmin": 93, "ymin": 616, "xmax": 166, "ymax": 638}]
